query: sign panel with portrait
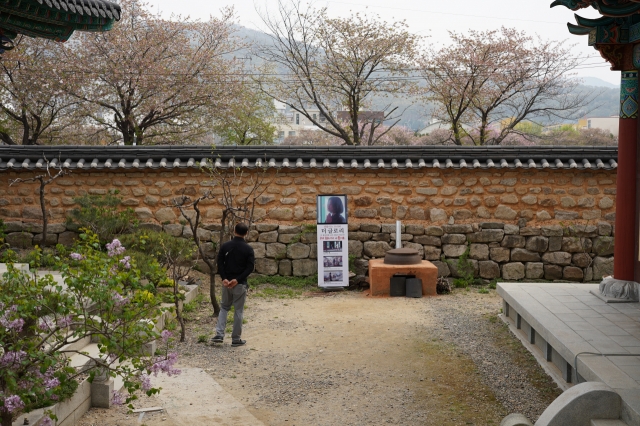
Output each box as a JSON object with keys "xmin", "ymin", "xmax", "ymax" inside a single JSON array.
[{"xmin": 317, "ymin": 195, "xmax": 349, "ymax": 288}]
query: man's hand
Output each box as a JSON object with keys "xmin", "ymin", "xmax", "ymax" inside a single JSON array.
[
  {"xmin": 228, "ymin": 279, "xmax": 238, "ymax": 289},
  {"xmin": 222, "ymin": 279, "xmax": 230, "ymax": 288}
]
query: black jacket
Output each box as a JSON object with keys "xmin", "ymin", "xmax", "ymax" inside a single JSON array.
[{"xmin": 216, "ymin": 237, "xmax": 255, "ymax": 285}]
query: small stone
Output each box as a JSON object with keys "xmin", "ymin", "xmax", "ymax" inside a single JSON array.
[
  {"xmin": 259, "ymin": 231, "xmax": 279, "ymax": 243},
  {"xmin": 256, "ymin": 224, "xmax": 278, "ymax": 232},
  {"xmin": 572, "ymin": 253, "xmax": 592, "ymax": 268},
  {"xmin": 443, "ymin": 244, "xmax": 468, "ymax": 258},
  {"xmin": 431, "ymin": 260, "xmax": 450, "ymax": 277},
  {"xmin": 541, "ymin": 251, "xmax": 572, "ymax": 266},
  {"xmin": 544, "ymin": 264, "xmax": 563, "ymax": 280},
  {"xmin": 360, "ymin": 224, "xmax": 382, "ymax": 233},
  {"xmin": 561, "ymin": 237, "xmax": 593, "ymax": 253},
  {"xmin": 442, "ymin": 224, "xmax": 473, "ymax": 234},
  {"xmin": 269, "ymin": 208, "xmax": 294, "ymax": 220},
  {"xmin": 423, "ymin": 246, "xmax": 442, "ymax": 261},
  {"xmin": 599, "ymin": 197, "xmax": 614, "ymax": 209},
  {"xmin": 490, "ymin": 247, "xmax": 511, "ymax": 263},
  {"xmin": 266, "ymin": 243, "xmax": 287, "ymax": 258},
  {"xmin": 163, "ymin": 224, "xmax": 183, "ymax": 237},
  {"xmin": 525, "ymin": 236, "xmax": 549, "ymax": 253},
  {"xmin": 563, "ymin": 266, "xmax": 584, "ymax": 281},
  {"xmin": 292, "ymin": 259, "xmax": 317, "ymax": 276},
  {"xmin": 155, "ymin": 207, "xmax": 176, "ymax": 223},
  {"xmin": 592, "ymin": 236, "xmax": 614, "ymax": 256},
  {"xmin": 363, "ymin": 241, "xmax": 391, "ymax": 258},
  {"xmin": 424, "ymin": 226, "xmax": 444, "ymax": 236},
  {"xmin": 469, "ymin": 244, "xmax": 489, "ymax": 260},
  {"xmin": 511, "ymin": 248, "xmax": 541, "ymax": 262},
  {"xmin": 287, "ymin": 243, "xmax": 311, "ymax": 259},
  {"xmin": 479, "ymin": 260, "xmax": 500, "ymax": 279},
  {"xmin": 525, "ymin": 262, "xmax": 544, "ymax": 279},
  {"xmin": 413, "ymin": 235, "xmax": 442, "ymax": 246},
  {"xmin": 468, "ymin": 230, "xmax": 505, "ymax": 243},
  {"xmin": 593, "ymin": 256, "xmax": 614, "ymax": 279},
  {"xmin": 5, "ymin": 232, "xmax": 33, "ymax": 248},
  {"xmin": 503, "ymin": 224, "xmax": 520, "ymax": 235},
  {"xmin": 279, "ymin": 259, "xmax": 292, "ymax": 276},
  {"xmin": 479, "ymin": 222, "xmax": 504, "ymax": 230},
  {"xmin": 349, "ymin": 240, "xmax": 364, "ymax": 258},
  {"xmin": 501, "ymin": 235, "xmax": 526, "ymax": 248},
  {"xmin": 255, "ymin": 258, "xmax": 278, "ymax": 275},
  {"xmin": 135, "ymin": 208, "xmax": 154, "ymax": 220},
  {"xmin": 430, "ymin": 208, "xmax": 447, "ymax": 222},
  {"xmin": 501, "ymin": 263, "xmax": 525, "ymax": 280},
  {"xmin": 442, "ymin": 234, "xmax": 467, "ymax": 245},
  {"xmin": 494, "ymin": 205, "xmax": 517, "ymax": 220}
]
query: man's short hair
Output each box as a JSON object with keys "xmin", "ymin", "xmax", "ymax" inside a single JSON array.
[{"xmin": 235, "ymin": 223, "xmax": 249, "ymax": 236}]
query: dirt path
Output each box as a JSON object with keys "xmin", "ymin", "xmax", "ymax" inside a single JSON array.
[{"xmin": 78, "ymin": 288, "xmax": 558, "ymax": 425}]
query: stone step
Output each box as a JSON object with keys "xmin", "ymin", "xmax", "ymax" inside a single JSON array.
[
  {"xmin": 591, "ymin": 420, "xmax": 629, "ymax": 426},
  {"xmin": 68, "ymin": 342, "xmax": 101, "ymax": 372},
  {"xmin": 0, "ymin": 263, "xmax": 29, "ymax": 272}
]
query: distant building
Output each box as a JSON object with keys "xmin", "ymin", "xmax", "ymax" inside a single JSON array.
[
  {"xmin": 273, "ymin": 101, "xmax": 325, "ymax": 144},
  {"xmin": 577, "ymin": 116, "xmax": 618, "ymax": 137}
]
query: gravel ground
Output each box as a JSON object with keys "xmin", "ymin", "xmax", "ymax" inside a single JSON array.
[{"xmin": 77, "ymin": 285, "xmax": 561, "ymax": 425}]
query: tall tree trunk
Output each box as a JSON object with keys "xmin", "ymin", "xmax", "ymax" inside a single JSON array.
[
  {"xmin": 1, "ymin": 409, "xmax": 13, "ymax": 426},
  {"xmin": 209, "ymin": 270, "xmax": 220, "ymax": 316}
]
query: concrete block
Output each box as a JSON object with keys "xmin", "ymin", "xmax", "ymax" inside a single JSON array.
[
  {"xmin": 90, "ymin": 378, "xmax": 114, "ymax": 408},
  {"xmin": 500, "ymin": 413, "xmax": 533, "ymax": 426},
  {"xmin": 535, "ymin": 382, "xmax": 621, "ymax": 426},
  {"xmin": 590, "ymin": 421, "xmax": 628, "ymax": 426}
]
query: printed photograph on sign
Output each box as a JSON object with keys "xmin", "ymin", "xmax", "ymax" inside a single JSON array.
[
  {"xmin": 323, "ymin": 271, "xmax": 344, "ymax": 283},
  {"xmin": 317, "ymin": 195, "xmax": 348, "ymax": 224},
  {"xmin": 323, "ymin": 256, "xmax": 343, "ymax": 268},
  {"xmin": 323, "ymin": 241, "xmax": 343, "ymax": 252}
]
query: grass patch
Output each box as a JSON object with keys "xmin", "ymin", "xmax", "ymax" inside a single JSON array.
[{"xmin": 249, "ymin": 275, "xmax": 317, "ymax": 298}]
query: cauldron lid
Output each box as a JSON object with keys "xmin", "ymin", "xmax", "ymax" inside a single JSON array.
[{"xmin": 387, "ymin": 248, "xmax": 419, "ymax": 255}]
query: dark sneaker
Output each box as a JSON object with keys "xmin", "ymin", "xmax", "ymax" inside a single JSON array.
[
  {"xmin": 211, "ymin": 335, "xmax": 224, "ymax": 343},
  {"xmin": 231, "ymin": 339, "xmax": 246, "ymax": 347}
]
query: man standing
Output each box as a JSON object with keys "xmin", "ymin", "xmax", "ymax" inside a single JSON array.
[{"xmin": 212, "ymin": 223, "xmax": 255, "ymax": 347}]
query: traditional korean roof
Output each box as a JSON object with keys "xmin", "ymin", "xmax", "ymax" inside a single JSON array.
[
  {"xmin": 0, "ymin": 146, "xmax": 618, "ymax": 171},
  {"xmin": 552, "ymin": 0, "xmax": 640, "ymax": 42},
  {"xmin": 0, "ymin": 0, "xmax": 121, "ymax": 43}
]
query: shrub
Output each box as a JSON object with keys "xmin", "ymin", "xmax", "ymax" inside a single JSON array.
[
  {"xmin": 67, "ymin": 195, "xmax": 138, "ymax": 242},
  {"xmin": 0, "ymin": 231, "xmax": 178, "ymax": 426}
]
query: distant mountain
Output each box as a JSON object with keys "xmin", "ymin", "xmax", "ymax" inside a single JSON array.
[{"xmin": 577, "ymin": 76, "xmax": 618, "ymax": 88}]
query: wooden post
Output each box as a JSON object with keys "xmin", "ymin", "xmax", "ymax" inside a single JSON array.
[{"xmin": 615, "ymin": 70, "xmax": 638, "ymax": 281}]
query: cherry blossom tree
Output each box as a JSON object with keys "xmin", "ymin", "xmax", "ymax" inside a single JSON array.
[
  {"xmin": 258, "ymin": 1, "xmax": 420, "ymax": 145},
  {"xmin": 420, "ymin": 28, "xmax": 596, "ymax": 146},
  {"xmin": 61, "ymin": 0, "xmax": 244, "ymax": 145},
  {"xmin": 0, "ymin": 37, "xmax": 80, "ymax": 145}
]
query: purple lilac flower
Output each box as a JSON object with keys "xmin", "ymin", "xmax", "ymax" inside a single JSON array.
[
  {"xmin": 0, "ymin": 306, "xmax": 24, "ymax": 333},
  {"xmin": 160, "ymin": 330, "xmax": 172, "ymax": 344},
  {"xmin": 43, "ymin": 377, "xmax": 60, "ymax": 391},
  {"xmin": 111, "ymin": 391, "xmax": 125, "ymax": 405},
  {"xmin": 149, "ymin": 352, "xmax": 180, "ymax": 377},
  {"xmin": 141, "ymin": 374, "xmax": 152, "ymax": 392},
  {"xmin": 3, "ymin": 395, "xmax": 24, "ymax": 413},
  {"xmin": 40, "ymin": 417, "xmax": 53, "ymax": 426},
  {"xmin": 38, "ymin": 317, "xmax": 53, "ymax": 331},
  {"xmin": 0, "ymin": 351, "xmax": 26, "ymax": 368},
  {"xmin": 57, "ymin": 315, "xmax": 73, "ymax": 328},
  {"xmin": 119, "ymin": 256, "xmax": 131, "ymax": 269},
  {"xmin": 70, "ymin": 253, "xmax": 84, "ymax": 261},
  {"xmin": 106, "ymin": 239, "xmax": 125, "ymax": 257},
  {"xmin": 112, "ymin": 292, "xmax": 129, "ymax": 307}
]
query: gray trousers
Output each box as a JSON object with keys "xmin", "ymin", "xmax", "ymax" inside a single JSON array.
[{"xmin": 215, "ymin": 284, "xmax": 247, "ymax": 340}]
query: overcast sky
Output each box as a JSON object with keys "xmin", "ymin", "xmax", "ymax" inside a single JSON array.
[{"xmin": 152, "ymin": 0, "xmax": 617, "ymax": 86}]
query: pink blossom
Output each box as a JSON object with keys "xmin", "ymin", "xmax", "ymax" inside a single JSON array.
[
  {"xmin": 149, "ymin": 352, "xmax": 180, "ymax": 377},
  {"xmin": 0, "ymin": 351, "xmax": 26, "ymax": 368},
  {"xmin": 119, "ymin": 256, "xmax": 131, "ymax": 269},
  {"xmin": 2, "ymin": 395, "xmax": 24, "ymax": 413},
  {"xmin": 160, "ymin": 330, "xmax": 172, "ymax": 344},
  {"xmin": 112, "ymin": 292, "xmax": 129, "ymax": 307},
  {"xmin": 70, "ymin": 253, "xmax": 84, "ymax": 261},
  {"xmin": 43, "ymin": 377, "xmax": 60, "ymax": 390},
  {"xmin": 106, "ymin": 239, "xmax": 125, "ymax": 257},
  {"xmin": 0, "ymin": 305, "xmax": 24, "ymax": 332},
  {"xmin": 57, "ymin": 315, "xmax": 73, "ymax": 328},
  {"xmin": 111, "ymin": 391, "xmax": 125, "ymax": 405},
  {"xmin": 141, "ymin": 374, "xmax": 152, "ymax": 391}
]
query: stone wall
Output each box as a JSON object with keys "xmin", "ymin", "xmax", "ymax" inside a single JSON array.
[
  {"xmin": 2, "ymin": 220, "xmax": 615, "ymax": 283},
  {"xmin": 0, "ymin": 166, "xmax": 616, "ymax": 282},
  {"xmin": 0, "ymin": 167, "xmax": 617, "ymax": 226}
]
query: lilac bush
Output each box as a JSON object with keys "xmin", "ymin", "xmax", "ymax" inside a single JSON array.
[{"xmin": 0, "ymin": 232, "xmax": 178, "ymax": 426}]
